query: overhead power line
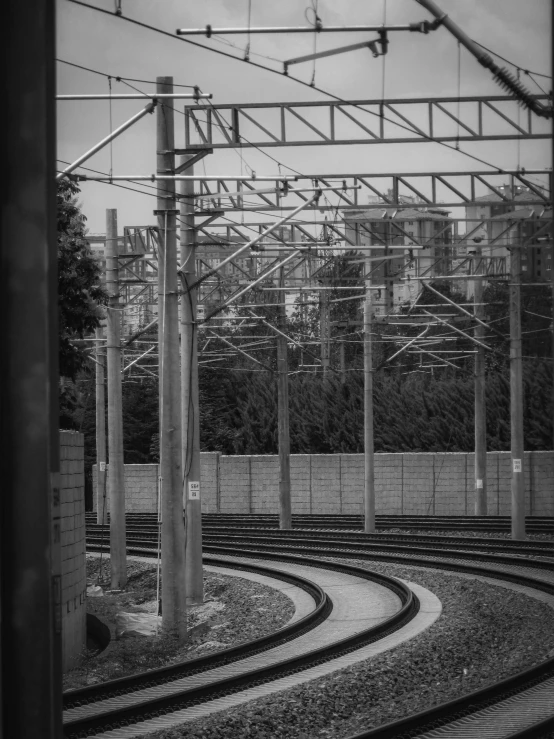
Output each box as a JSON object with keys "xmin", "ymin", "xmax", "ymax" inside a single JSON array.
[{"xmin": 65, "ymin": 0, "xmax": 549, "ymax": 176}]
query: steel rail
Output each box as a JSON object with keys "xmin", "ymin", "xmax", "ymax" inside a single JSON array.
[
  {"xmin": 64, "ymin": 555, "xmax": 327, "ymax": 710},
  {"xmin": 65, "ymin": 548, "xmax": 416, "ymax": 737},
  {"xmin": 86, "ymin": 523, "xmax": 553, "ymax": 558},
  {"xmin": 81, "ymin": 522, "xmax": 554, "ymax": 738}
]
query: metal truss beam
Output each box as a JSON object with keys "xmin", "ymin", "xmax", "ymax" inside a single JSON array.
[
  {"xmin": 185, "ymin": 96, "xmax": 550, "ymax": 149},
  {"xmin": 192, "ymin": 169, "xmax": 551, "ymax": 212}
]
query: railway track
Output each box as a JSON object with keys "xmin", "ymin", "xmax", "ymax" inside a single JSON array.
[
  {"xmin": 67, "ymin": 548, "xmax": 421, "ymax": 738},
  {"xmin": 86, "ymin": 512, "xmax": 554, "ymax": 534},
  {"xmin": 79, "ymin": 515, "xmax": 554, "ymax": 738}
]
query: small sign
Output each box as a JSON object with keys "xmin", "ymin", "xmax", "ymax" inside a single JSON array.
[
  {"xmin": 99, "ymin": 461, "xmax": 107, "ymax": 472},
  {"xmin": 476, "ymin": 479, "xmax": 483, "ymax": 489},
  {"xmin": 188, "ymin": 481, "xmax": 200, "ymax": 500},
  {"xmin": 513, "ymin": 459, "xmax": 522, "ymax": 473},
  {"xmin": 197, "ymin": 306, "xmax": 205, "ymax": 319}
]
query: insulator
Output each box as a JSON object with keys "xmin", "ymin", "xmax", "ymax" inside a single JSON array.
[{"xmin": 493, "ymin": 66, "xmax": 552, "ymax": 118}]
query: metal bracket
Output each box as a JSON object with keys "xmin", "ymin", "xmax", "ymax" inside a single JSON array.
[{"xmin": 174, "ymin": 148, "xmax": 213, "ymax": 173}]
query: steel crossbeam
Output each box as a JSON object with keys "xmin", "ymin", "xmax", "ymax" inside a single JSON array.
[
  {"xmin": 192, "ymin": 169, "xmax": 551, "ymax": 212},
  {"xmin": 185, "ymin": 96, "xmax": 551, "ymax": 150}
]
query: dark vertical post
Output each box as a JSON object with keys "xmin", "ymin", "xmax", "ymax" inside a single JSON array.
[
  {"xmin": 1, "ymin": 1, "xmax": 62, "ymax": 735},
  {"xmin": 277, "ymin": 266, "xmax": 292, "ymax": 529},
  {"xmin": 180, "ymin": 157, "xmax": 203, "ymax": 604}
]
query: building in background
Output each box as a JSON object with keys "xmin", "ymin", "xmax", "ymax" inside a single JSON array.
[{"xmin": 343, "ymin": 206, "xmax": 454, "ymax": 315}]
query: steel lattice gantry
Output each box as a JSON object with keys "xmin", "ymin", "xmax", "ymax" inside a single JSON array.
[
  {"xmin": 183, "ymin": 95, "xmax": 551, "ymax": 149},
  {"xmin": 190, "ymin": 169, "xmax": 552, "ymax": 213}
]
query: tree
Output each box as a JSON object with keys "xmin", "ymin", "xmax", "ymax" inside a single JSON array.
[{"xmin": 57, "ymin": 179, "xmax": 106, "ymax": 381}]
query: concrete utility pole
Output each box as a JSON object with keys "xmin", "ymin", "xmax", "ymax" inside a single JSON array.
[
  {"xmin": 105, "ymin": 209, "xmax": 127, "ymax": 588},
  {"xmin": 363, "ymin": 263, "xmax": 376, "ymax": 533},
  {"xmin": 320, "ymin": 287, "xmax": 331, "ymax": 374},
  {"xmin": 509, "ymin": 246, "xmax": 525, "ymax": 539},
  {"xmin": 180, "ymin": 156, "xmax": 203, "ymax": 604},
  {"xmin": 339, "ymin": 339, "xmax": 346, "ymax": 384},
  {"xmin": 156, "ymin": 76, "xmax": 187, "ymax": 639},
  {"xmin": 95, "ymin": 326, "xmax": 108, "ymax": 525},
  {"xmin": 277, "ymin": 266, "xmax": 292, "ymax": 529},
  {"xmin": 473, "ymin": 262, "xmax": 487, "ymax": 515},
  {"xmin": 551, "ymin": 39, "xmax": 554, "ymax": 456}
]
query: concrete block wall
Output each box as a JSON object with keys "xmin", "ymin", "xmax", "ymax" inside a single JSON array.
[
  {"xmin": 60, "ymin": 430, "xmax": 86, "ymax": 672},
  {"xmin": 93, "ymin": 450, "xmax": 554, "ymax": 517},
  {"xmin": 92, "ymin": 455, "xmax": 222, "ymax": 514},
  {"xmin": 92, "ymin": 464, "xmax": 159, "ymax": 514}
]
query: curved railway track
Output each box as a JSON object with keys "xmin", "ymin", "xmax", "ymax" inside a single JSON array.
[
  {"xmin": 67, "ymin": 549, "xmax": 420, "ymax": 738},
  {"xmin": 79, "ymin": 514, "xmax": 554, "ymax": 739}
]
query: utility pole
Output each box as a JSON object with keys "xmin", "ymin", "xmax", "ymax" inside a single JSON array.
[
  {"xmin": 156, "ymin": 76, "xmax": 187, "ymax": 639},
  {"xmin": 180, "ymin": 156, "xmax": 203, "ymax": 604},
  {"xmin": 509, "ymin": 245, "xmax": 525, "ymax": 539},
  {"xmin": 105, "ymin": 209, "xmax": 127, "ymax": 588},
  {"xmin": 95, "ymin": 326, "xmax": 108, "ymax": 525},
  {"xmin": 277, "ymin": 266, "xmax": 292, "ymax": 529},
  {"xmin": 320, "ymin": 287, "xmax": 331, "ymax": 374},
  {"xmin": 473, "ymin": 259, "xmax": 487, "ymax": 515},
  {"xmin": 339, "ymin": 339, "xmax": 346, "ymax": 384},
  {"xmin": 363, "ymin": 258, "xmax": 376, "ymax": 533}
]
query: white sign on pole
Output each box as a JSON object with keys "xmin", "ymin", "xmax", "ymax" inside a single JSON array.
[
  {"xmin": 188, "ymin": 481, "xmax": 200, "ymax": 500},
  {"xmin": 476, "ymin": 479, "xmax": 483, "ymax": 489},
  {"xmin": 513, "ymin": 459, "xmax": 522, "ymax": 473},
  {"xmin": 99, "ymin": 461, "xmax": 106, "ymax": 472}
]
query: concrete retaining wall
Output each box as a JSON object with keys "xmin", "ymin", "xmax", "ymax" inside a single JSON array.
[
  {"xmin": 60, "ymin": 430, "xmax": 86, "ymax": 672},
  {"xmin": 93, "ymin": 450, "xmax": 554, "ymax": 516}
]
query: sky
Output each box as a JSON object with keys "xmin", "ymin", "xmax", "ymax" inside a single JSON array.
[{"xmin": 56, "ymin": 0, "xmax": 552, "ymax": 235}]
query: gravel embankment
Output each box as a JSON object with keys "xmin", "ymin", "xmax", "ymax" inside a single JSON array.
[
  {"xmin": 144, "ymin": 559, "xmax": 554, "ymax": 739},
  {"xmin": 380, "ymin": 528, "xmax": 554, "ymax": 542},
  {"xmin": 64, "ymin": 556, "xmax": 295, "ymax": 691}
]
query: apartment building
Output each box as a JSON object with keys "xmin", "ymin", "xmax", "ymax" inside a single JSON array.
[{"xmin": 343, "ymin": 206, "xmax": 454, "ymax": 315}]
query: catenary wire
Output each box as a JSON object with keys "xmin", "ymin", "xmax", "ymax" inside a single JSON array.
[{"xmin": 64, "ymin": 0, "xmax": 548, "ymax": 178}]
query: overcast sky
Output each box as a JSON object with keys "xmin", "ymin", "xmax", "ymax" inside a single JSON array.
[{"xmin": 57, "ymin": 0, "xmax": 552, "ymax": 234}]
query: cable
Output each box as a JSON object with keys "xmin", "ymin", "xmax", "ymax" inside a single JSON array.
[
  {"xmin": 56, "ymin": 57, "xmax": 197, "ymax": 87},
  {"xmin": 64, "ymin": 0, "xmax": 547, "ymax": 176},
  {"xmin": 472, "ymin": 41, "xmax": 552, "ymax": 80}
]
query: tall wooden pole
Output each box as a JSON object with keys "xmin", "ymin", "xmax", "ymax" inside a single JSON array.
[
  {"xmin": 105, "ymin": 209, "xmax": 127, "ymax": 588},
  {"xmin": 2, "ymin": 1, "xmax": 62, "ymax": 732},
  {"xmin": 363, "ymin": 265, "xmax": 376, "ymax": 533},
  {"xmin": 473, "ymin": 263, "xmax": 487, "ymax": 515},
  {"xmin": 509, "ymin": 245, "xmax": 525, "ymax": 539},
  {"xmin": 277, "ymin": 266, "xmax": 292, "ymax": 529},
  {"xmin": 95, "ymin": 326, "xmax": 108, "ymax": 525},
  {"xmin": 156, "ymin": 76, "xmax": 187, "ymax": 639},
  {"xmin": 180, "ymin": 156, "xmax": 203, "ymax": 604}
]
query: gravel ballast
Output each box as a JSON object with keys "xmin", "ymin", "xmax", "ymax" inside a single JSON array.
[
  {"xmin": 63, "ymin": 556, "xmax": 295, "ymax": 691},
  {"xmin": 143, "ymin": 559, "xmax": 554, "ymax": 739}
]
